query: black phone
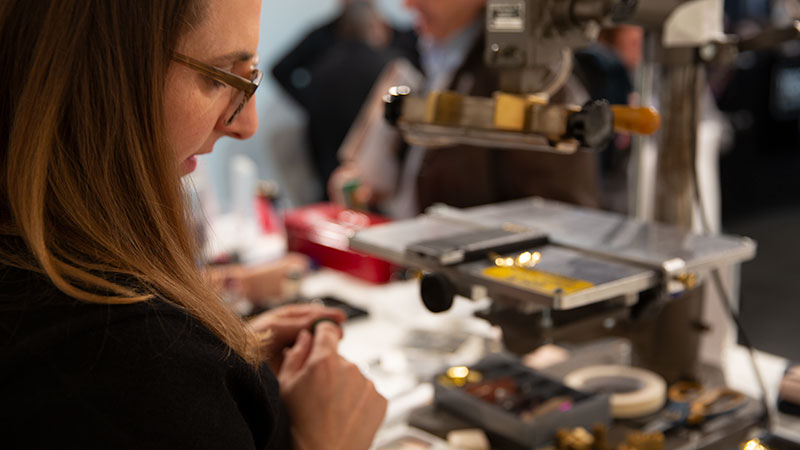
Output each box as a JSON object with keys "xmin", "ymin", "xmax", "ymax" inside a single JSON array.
[{"xmin": 308, "ymin": 295, "xmax": 369, "ymax": 321}]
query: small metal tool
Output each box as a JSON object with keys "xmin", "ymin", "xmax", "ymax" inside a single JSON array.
[{"xmin": 641, "ymin": 381, "xmax": 747, "ymax": 434}]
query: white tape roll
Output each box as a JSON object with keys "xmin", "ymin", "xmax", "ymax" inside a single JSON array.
[{"xmin": 564, "ymin": 365, "xmax": 667, "ymax": 419}]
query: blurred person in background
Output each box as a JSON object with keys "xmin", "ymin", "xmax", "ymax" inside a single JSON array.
[
  {"xmin": 272, "ymin": 0, "xmax": 419, "ymax": 199},
  {"xmin": 711, "ymin": 0, "xmax": 800, "ymax": 349},
  {"xmin": 329, "ymin": 0, "xmax": 601, "ymax": 218},
  {"xmin": 716, "ymin": 0, "xmax": 800, "ymax": 219},
  {"xmin": 574, "ymin": 24, "xmax": 644, "ymax": 213}
]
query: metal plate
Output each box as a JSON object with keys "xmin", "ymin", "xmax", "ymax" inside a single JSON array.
[
  {"xmin": 457, "ymin": 245, "xmax": 657, "ymax": 309},
  {"xmin": 429, "ymin": 198, "xmax": 757, "ymax": 275},
  {"xmin": 350, "ymin": 197, "xmax": 756, "ymax": 310},
  {"xmin": 350, "ymin": 215, "xmax": 488, "ymax": 264}
]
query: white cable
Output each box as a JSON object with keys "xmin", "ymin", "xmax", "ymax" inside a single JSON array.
[{"xmin": 541, "ymin": 48, "xmax": 574, "ymax": 99}]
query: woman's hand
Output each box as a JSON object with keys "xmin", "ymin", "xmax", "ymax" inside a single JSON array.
[
  {"xmin": 206, "ymin": 253, "xmax": 310, "ymax": 306},
  {"xmin": 278, "ymin": 322, "xmax": 387, "ymax": 450},
  {"xmin": 327, "ymin": 163, "xmax": 375, "ymax": 209},
  {"xmin": 248, "ymin": 304, "xmax": 346, "ymax": 373}
]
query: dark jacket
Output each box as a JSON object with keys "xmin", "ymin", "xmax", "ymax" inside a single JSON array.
[
  {"xmin": 272, "ymin": 10, "xmax": 419, "ymax": 196},
  {"xmin": 0, "ymin": 264, "xmax": 292, "ymax": 449},
  {"xmin": 415, "ymin": 36, "xmax": 601, "ymax": 212},
  {"xmin": 573, "ymin": 43, "xmax": 635, "ymax": 213}
]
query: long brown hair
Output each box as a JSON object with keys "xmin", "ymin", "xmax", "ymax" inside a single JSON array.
[{"xmin": 0, "ymin": 0, "xmax": 260, "ymax": 364}]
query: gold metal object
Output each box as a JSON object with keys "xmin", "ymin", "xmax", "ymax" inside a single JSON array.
[
  {"xmin": 667, "ymin": 380, "xmax": 703, "ymax": 402},
  {"xmin": 439, "ymin": 366, "xmax": 483, "ymax": 387},
  {"xmin": 410, "ymin": 91, "xmax": 583, "ymax": 143},
  {"xmin": 402, "ymin": 90, "xmax": 662, "ymax": 150},
  {"xmin": 674, "ymin": 273, "xmax": 698, "ymax": 290},
  {"xmin": 667, "ymin": 381, "xmax": 746, "ymax": 426},
  {"xmin": 424, "ymin": 91, "xmax": 463, "ymax": 125},
  {"xmin": 556, "ymin": 426, "xmax": 665, "ymax": 450},
  {"xmin": 742, "ymin": 439, "xmax": 770, "ymax": 450},
  {"xmin": 556, "ymin": 427, "xmax": 595, "ymax": 450},
  {"xmin": 620, "ymin": 432, "xmax": 664, "ymax": 450},
  {"xmin": 494, "ymin": 92, "xmax": 528, "ymax": 131}
]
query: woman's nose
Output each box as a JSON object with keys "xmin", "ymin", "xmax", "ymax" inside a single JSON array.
[{"xmin": 219, "ymin": 96, "xmax": 259, "ymax": 140}]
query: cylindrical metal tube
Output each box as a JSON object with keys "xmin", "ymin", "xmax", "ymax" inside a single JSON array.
[
  {"xmin": 571, "ymin": 0, "xmax": 610, "ymax": 24},
  {"xmin": 630, "ymin": 32, "xmax": 660, "ymax": 221},
  {"xmin": 654, "ymin": 59, "xmax": 702, "ymax": 229}
]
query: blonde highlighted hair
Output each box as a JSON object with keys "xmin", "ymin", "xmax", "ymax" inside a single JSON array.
[{"xmin": 0, "ymin": 0, "xmax": 260, "ymax": 364}]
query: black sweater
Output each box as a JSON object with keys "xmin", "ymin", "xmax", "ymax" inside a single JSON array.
[{"xmin": 0, "ymin": 265, "xmax": 292, "ymax": 449}]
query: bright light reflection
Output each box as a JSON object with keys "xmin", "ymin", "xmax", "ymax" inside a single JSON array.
[
  {"xmin": 518, "ymin": 252, "xmax": 532, "ymax": 264},
  {"xmin": 447, "ymin": 366, "xmax": 470, "ymax": 379},
  {"xmin": 743, "ymin": 440, "xmax": 767, "ymax": 450}
]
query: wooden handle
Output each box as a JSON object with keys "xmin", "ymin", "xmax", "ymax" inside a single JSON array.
[{"xmin": 611, "ymin": 105, "xmax": 661, "ymax": 135}]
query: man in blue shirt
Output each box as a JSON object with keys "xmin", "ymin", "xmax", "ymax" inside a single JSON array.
[{"xmin": 333, "ymin": 0, "xmax": 601, "ymax": 217}]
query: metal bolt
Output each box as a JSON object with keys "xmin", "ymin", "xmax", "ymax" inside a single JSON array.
[{"xmin": 699, "ymin": 43, "xmax": 717, "ymax": 62}]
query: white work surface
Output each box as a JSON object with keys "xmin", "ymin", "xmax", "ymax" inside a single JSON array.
[
  {"xmin": 298, "ymin": 268, "xmax": 800, "ymax": 446},
  {"xmin": 299, "ymin": 269, "xmax": 496, "ymax": 430},
  {"xmin": 300, "ymin": 270, "xmax": 493, "ymax": 365}
]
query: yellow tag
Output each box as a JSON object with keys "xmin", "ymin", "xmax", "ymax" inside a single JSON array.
[
  {"xmin": 482, "ymin": 266, "xmax": 594, "ymax": 295},
  {"xmin": 494, "ymin": 92, "xmax": 527, "ymax": 131}
]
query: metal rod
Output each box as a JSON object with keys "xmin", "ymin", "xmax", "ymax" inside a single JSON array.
[{"xmin": 630, "ymin": 31, "xmax": 660, "ymax": 221}]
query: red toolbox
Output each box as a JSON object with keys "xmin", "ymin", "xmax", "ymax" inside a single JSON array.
[{"xmin": 283, "ymin": 203, "xmax": 397, "ymax": 283}]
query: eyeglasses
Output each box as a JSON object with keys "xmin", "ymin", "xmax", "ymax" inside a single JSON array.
[{"xmin": 172, "ymin": 52, "xmax": 263, "ymax": 126}]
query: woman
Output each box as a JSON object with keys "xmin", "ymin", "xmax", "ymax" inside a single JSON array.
[{"xmin": 0, "ymin": 0, "xmax": 386, "ymax": 448}]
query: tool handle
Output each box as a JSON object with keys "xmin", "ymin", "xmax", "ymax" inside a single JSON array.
[{"xmin": 611, "ymin": 105, "xmax": 661, "ymax": 135}]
